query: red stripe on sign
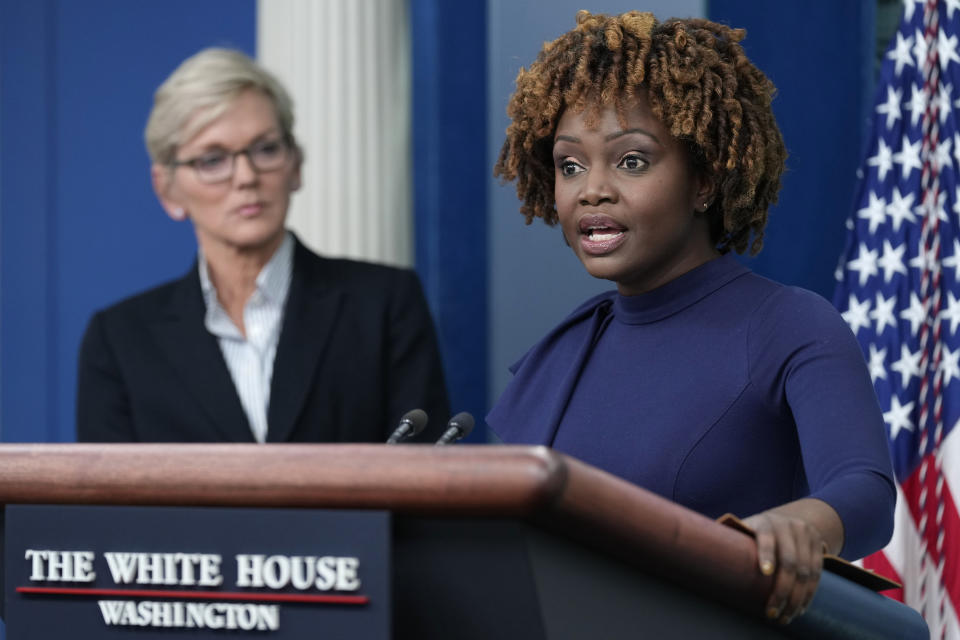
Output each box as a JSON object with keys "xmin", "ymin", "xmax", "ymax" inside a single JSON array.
[{"xmin": 15, "ymin": 586, "xmax": 368, "ymax": 605}]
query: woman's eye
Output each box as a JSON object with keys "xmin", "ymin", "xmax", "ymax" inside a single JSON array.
[
  {"xmin": 558, "ymin": 160, "xmax": 584, "ymax": 177},
  {"xmin": 195, "ymin": 153, "xmax": 227, "ymax": 170},
  {"xmin": 253, "ymin": 140, "xmax": 283, "ymax": 158},
  {"xmin": 618, "ymin": 154, "xmax": 647, "ymax": 171}
]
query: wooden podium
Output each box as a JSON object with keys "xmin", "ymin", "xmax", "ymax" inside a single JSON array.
[{"xmin": 0, "ymin": 444, "xmax": 928, "ymax": 639}]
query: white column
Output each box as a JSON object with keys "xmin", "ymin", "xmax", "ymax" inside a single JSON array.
[{"xmin": 258, "ymin": 0, "xmax": 412, "ymax": 267}]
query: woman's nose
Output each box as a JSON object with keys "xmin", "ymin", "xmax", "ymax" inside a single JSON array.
[
  {"xmin": 233, "ymin": 152, "xmax": 259, "ymax": 185},
  {"xmin": 579, "ymin": 167, "xmax": 617, "ymax": 205}
]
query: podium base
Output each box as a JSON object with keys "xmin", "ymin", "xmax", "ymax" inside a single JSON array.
[{"xmin": 395, "ymin": 518, "xmax": 788, "ymax": 639}]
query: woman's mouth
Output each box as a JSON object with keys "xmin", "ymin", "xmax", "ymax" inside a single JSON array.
[
  {"xmin": 236, "ymin": 202, "xmax": 264, "ymax": 217},
  {"xmin": 578, "ymin": 215, "xmax": 627, "ymax": 255}
]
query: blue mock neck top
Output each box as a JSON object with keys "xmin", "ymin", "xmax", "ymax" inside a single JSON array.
[{"xmin": 487, "ymin": 255, "xmax": 895, "ymax": 560}]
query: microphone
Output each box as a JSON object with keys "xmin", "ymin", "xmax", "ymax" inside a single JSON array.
[
  {"xmin": 435, "ymin": 412, "xmax": 475, "ymax": 445},
  {"xmin": 386, "ymin": 408, "xmax": 428, "ymax": 444}
]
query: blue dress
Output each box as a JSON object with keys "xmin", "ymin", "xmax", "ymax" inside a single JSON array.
[{"xmin": 487, "ymin": 255, "xmax": 895, "ymax": 560}]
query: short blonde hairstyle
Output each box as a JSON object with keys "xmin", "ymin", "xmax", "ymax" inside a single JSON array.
[{"xmin": 144, "ymin": 48, "xmax": 297, "ymax": 165}]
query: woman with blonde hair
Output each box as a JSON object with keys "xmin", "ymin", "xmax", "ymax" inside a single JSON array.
[{"xmin": 78, "ymin": 48, "xmax": 448, "ymax": 444}]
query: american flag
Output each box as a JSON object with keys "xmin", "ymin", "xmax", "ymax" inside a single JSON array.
[{"xmin": 834, "ymin": 0, "xmax": 960, "ymax": 636}]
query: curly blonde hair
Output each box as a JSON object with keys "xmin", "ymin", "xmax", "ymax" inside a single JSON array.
[{"xmin": 493, "ymin": 11, "xmax": 786, "ymax": 255}]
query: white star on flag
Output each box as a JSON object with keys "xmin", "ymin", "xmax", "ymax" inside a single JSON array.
[
  {"xmin": 888, "ymin": 30, "xmax": 916, "ymax": 76},
  {"xmin": 941, "ymin": 345, "xmax": 960, "ymax": 386},
  {"xmin": 938, "ymin": 29, "xmax": 960, "ymax": 70},
  {"xmin": 867, "ymin": 343, "xmax": 887, "ymax": 382},
  {"xmin": 942, "ymin": 238, "xmax": 960, "ymax": 280},
  {"xmin": 877, "ymin": 86, "xmax": 904, "ymax": 129},
  {"xmin": 847, "ymin": 243, "xmax": 879, "ymax": 286},
  {"xmin": 909, "ymin": 244, "xmax": 941, "ymax": 274},
  {"xmin": 886, "ymin": 187, "xmax": 917, "ymax": 230},
  {"xmin": 940, "ymin": 291, "xmax": 960, "ymax": 334},
  {"xmin": 936, "ymin": 82, "xmax": 955, "ymax": 125},
  {"xmin": 841, "ymin": 294, "xmax": 872, "ymax": 335},
  {"xmin": 899, "ymin": 292, "xmax": 927, "ymax": 335},
  {"xmin": 934, "ymin": 135, "xmax": 953, "ymax": 173},
  {"xmin": 868, "ymin": 344, "xmax": 888, "ymax": 382},
  {"xmin": 890, "ymin": 343, "xmax": 923, "ymax": 388},
  {"xmin": 883, "ymin": 394, "xmax": 915, "ymax": 439},
  {"xmin": 915, "ymin": 188, "xmax": 949, "ymax": 223},
  {"xmin": 913, "ymin": 27, "xmax": 928, "ymax": 70},
  {"xmin": 878, "ymin": 240, "xmax": 908, "ymax": 282},
  {"xmin": 906, "ymin": 84, "xmax": 926, "ymax": 126},
  {"xmin": 871, "ymin": 292, "xmax": 899, "ymax": 334},
  {"xmin": 903, "ymin": 0, "xmax": 921, "ymax": 22},
  {"xmin": 858, "ymin": 192, "xmax": 888, "ymax": 233},
  {"xmin": 868, "ymin": 138, "xmax": 895, "ymax": 180},
  {"xmin": 893, "ymin": 134, "xmax": 923, "ymax": 179}
]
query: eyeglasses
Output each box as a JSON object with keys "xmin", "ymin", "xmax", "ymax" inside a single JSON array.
[{"xmin": 171, "ymin": 137, "xmax": 293, "ymax": 184}]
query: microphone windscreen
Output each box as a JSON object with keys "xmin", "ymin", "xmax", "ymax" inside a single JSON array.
[
  {"xmin": 449, "ymin": 411, "xmax": 475, "ymax": 438},
  {"xmin": 401, "ymin": 408, "xmax": 429, "ymax": 436}
]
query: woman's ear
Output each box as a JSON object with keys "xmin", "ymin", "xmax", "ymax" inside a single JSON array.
[
  {"xmin": 694, "ymin": 172, "xmax": 717, "ymax": 213},
  {"xmin": 289, "ymin": 147, "xmax": 303, "ymax": 192},
  {"xmin": 151, "ymin": 164, "xmax": 188, "ymax": 222}
]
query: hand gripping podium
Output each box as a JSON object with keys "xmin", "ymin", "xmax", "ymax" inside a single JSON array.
[{"xmin": 0, "ymin": 444, "xmax": 927, "ymax": 639}]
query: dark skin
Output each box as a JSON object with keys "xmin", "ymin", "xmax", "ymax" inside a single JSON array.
[
  {"xmin": 553, "ymin": 97, "xmax": 845, "ymax": 624},
  {"xmin": 744, "ymin": 500, "xmax": 844, "ymax": 623}
]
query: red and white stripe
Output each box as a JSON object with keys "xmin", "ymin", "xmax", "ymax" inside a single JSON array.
[
  {"xmin": 866, "ymin": 421, "xmax": 960, "ymax": 637},
  {"xmin": 864, "ymin": 3, "xmax": 958, "ymax": 638}
]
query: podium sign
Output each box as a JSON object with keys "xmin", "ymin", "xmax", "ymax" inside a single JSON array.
[{"xmin": 4, "ymin": 505, "xmax": 390, "ymax": 639}]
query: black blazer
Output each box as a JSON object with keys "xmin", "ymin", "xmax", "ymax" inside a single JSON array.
[{"xmin": 76, "ymin": 237, "xmax": 449, "ymax": 443}]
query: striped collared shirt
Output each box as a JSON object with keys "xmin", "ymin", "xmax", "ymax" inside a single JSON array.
[{"xmin": 199, "ymin": 233, "xmax": 294, "ymax": 443}]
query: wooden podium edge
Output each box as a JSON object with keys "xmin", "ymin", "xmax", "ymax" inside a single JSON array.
[{"xmin": 0, "ymin": 443, "xmax": 771, "ymax": 615}]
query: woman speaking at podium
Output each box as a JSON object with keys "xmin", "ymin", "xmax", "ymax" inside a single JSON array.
[
  {"xmin": 488, "ymin": 11, "xmax": 895, "ymax": 625},
  {"xmin": 76, "ymin": 49, "xmax": 448, "ymax": 444}
]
